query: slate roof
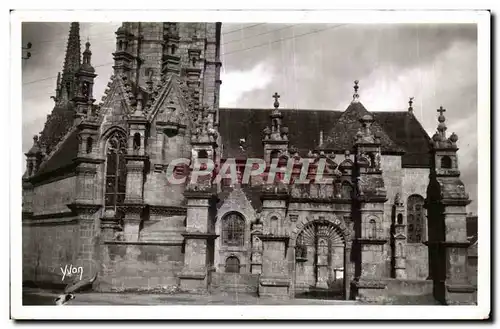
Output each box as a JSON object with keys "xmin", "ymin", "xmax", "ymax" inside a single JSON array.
[
  {"xmin": 219, "ymin": 108, "xmax": 342, "ymax": 158},
  {"xmin": 38, "ymin": 106, "xmax": 75, "ymax": 155},
  {"xmin": 219, "ymin": 103, "xmax": 432, "ymax": 168},
  {"xmin": 323, "ymin": 102, "xmax": 403, "ymax": 153},
  {"xmin": 35, "ymin": 128, "xmax": 79, "ymax": 176},
  {"xmin": 31, "ymin": 99, "xmax": 432, "ymax": 181},
  {"xmin": 31, "ymin": 80, "xmax": 150, "ymax": 179}
]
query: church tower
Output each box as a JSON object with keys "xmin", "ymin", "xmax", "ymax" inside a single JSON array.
[{"xmin": 426, "ymin": 106, "xmax": 476, "ymax": 304}]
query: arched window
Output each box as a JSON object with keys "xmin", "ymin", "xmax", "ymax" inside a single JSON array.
[
  {"xmin": 105, "ymin": 131, "xmax": 127, "ymax": 212},
  {"xmin": 441, "ymin": 156, "xmax": 452, "ymax": 169},
  {"xmin": 222, "ymin": 213, "xmax": 245, "ymax": 246},
  {"xmin": 133, "ymin": 133, "xmax": 141, "ymax": 153},
  {"xmin": 118, "ymin": 40, "xmax": 123, "ymax": 50},
  {"xmin": 397, "ymin": 213, "xmax": 403, "ymax": 225},
  {"xmin": 369, "ymin": 219, "xmax": 377, "ymax": 239},
  {"xmin": 270, "ymin": 150, "xmax": 280, "ymax": 160},
  {"xmin": 86, "ymin": 137, "xmax": 93, "ymax": 154},
  {"xmin": 407, "ymin": 195, "xmax": 425, "ymax": 243},
  {"xmin": 225, "ymin": 256, "xmax": 240, "ymax": 273}
]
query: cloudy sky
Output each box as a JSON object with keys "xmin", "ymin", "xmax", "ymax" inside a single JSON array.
[{"xmin": 21, "ymin": 22, "xmax": 478, "ymax": 212}]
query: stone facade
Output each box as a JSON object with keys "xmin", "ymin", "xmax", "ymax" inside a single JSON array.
[{"xmin": 22, "ymin": 22, "xmax": 476, "ymax": 304}]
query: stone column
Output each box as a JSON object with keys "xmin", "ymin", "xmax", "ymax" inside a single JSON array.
[
  {"xmin": 441, "ymin": 202, "xmax": 476, "ymax": 304},
  {"xmin": 353, "ymin": 204, "xmax": 388, "ymax": 301},
  {"xmin": 344, "ymin": 242, "xmax": 353, "ymax": 300},
  {"xmin": 122, "ymin": 155, "xmax": 147, "ymax": 242},
  {"xmin": 178, "ymin": 193, "xmax": 218, "ymax": 293},
  {"xmin": 258, "ymin": 235, "xmax": 290, "ymax": 299}
]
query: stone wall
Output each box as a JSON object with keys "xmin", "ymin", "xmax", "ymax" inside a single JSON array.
[
  {"xmin": 32, "ymin": 176, "xmax": 76, "ymax": 215},
  {"xmin": 22, "ymin": 221, "xmax": 79, "ymax": 284},
  {"xmin": 98, "ymin": 243, "xmax": 184, "ymax": 291},
  {"xmin": 381, "ymin": 157, "xmax": 430, "ymax": 280}
]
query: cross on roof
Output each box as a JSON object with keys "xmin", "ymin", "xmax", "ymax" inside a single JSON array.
[
  {"xmin": 437, "ymin": 106, "xmax": 446, "ymax": 115},
  {"xmin": 272, "ymin": 92, "xmax": 280, "ymax": 109}
]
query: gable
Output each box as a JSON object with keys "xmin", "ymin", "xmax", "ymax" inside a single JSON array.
[{"xmin": 323, "ymin": 102, "xmax": 404, "ymax": 154}]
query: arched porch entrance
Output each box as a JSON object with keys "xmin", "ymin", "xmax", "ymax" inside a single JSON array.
[{"xmin": 291, "ymin": 217, "xmax": 351, "ymax": 300}]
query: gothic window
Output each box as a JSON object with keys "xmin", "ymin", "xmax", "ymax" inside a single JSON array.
[
  {"xmin": 118, "ymin": 40, "xmax": 123, "ymax": 50},
  {"xmin": 441, "ymin": 156, "xmax": 452, "ymax": 169},
  {"xmin": 225, "ymin": 256, "xmax": 240, "ymax": 273},
  {"xmin": 171, "ymin": 44, "xmax": 176, "ymax": 55},
  {"xmin": 369, "ymin": 219, "xmax": 377, "ymax": 239},
  {"xmin": 222, "ymin": 213, "xmax": 245, "ymax": 246},
  {"xmin": 397, "ymin": 213, "xmax": 403, "ymax": 225},
  {"xmin": 105, "ymin": 131, "xmax": 127, "ymax": 212},
  {"xmin": 86, "ymin": 137, "xmax": 93, "ymax": 154},
  {"xmin": 407, "ymin": 195, "xmax": 425, "ymax": 243}
]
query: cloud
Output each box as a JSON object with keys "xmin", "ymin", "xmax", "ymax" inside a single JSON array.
[{"xmin": 220, "ymin": 62, "xmax": 274, "ymax": 107}]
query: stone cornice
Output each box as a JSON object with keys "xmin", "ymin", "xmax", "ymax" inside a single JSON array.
[
  {"xmin": 66, "ymin": 202, "xmax": 102, "ymax": 216},
  {"xmin": 182, "ymin": 232, "xmax": 219, "ymax": 240},
  {"xmin": 148, "ymin": 205, "xmax": 187, "ymax": 216},
  {"xmin": 355, "ymin": 238, "xmax": 388, "ymax": 245}
]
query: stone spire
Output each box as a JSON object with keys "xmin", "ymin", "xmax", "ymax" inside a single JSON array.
[
  {"xmin": 62, "ymin": 22, "xmax": 81, "ymax": 78},
  {"xmin": 57, "ymin": 22, "xmax": 81, "ymax": 104}
]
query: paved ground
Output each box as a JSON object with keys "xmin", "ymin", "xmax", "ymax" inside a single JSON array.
[{"xmin": 22, "ymin": 288, "xmax": 361, "ymax": 305}]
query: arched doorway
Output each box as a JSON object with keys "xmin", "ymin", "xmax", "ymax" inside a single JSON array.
[
  {"xmin": 294, "ymin": 220, "xmax": 345, "ymax": 299},
  {"xmin": 225, "ymin": 256, "xmax": 240, "ymax": 273}
]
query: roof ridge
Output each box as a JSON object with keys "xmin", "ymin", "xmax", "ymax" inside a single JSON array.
[{"xmin": 219, "ymin": 107, "xmax": 344, "ymax": 112}]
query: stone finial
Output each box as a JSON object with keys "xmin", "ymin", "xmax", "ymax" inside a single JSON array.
[
  {"xmin": 449, "ymin": 132, "xmax": 459, "ymax": 143},
  {"xmin": 408, "ymin": 97, "xmax": 414, "ymax": 114},
  {"xmin": 352, "ymin": 80, "xmax": 360, "ymax": 103},
  {"xmin": 437, "ymin": 106, "xmax": 447, "ymax": 139},
  {"xmin": 272, "ymin": 92, "xmax": 280, "ymax": 109}
]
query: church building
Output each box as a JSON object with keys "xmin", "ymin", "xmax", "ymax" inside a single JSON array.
[{"xmin": 22, "ymin": 22, "xmax": 476, "ymax": 304}]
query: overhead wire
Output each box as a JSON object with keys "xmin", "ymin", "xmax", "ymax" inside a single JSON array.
[{"xmin": 23, "ymin": 23, "xmax": 347, "ymax": 88}]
